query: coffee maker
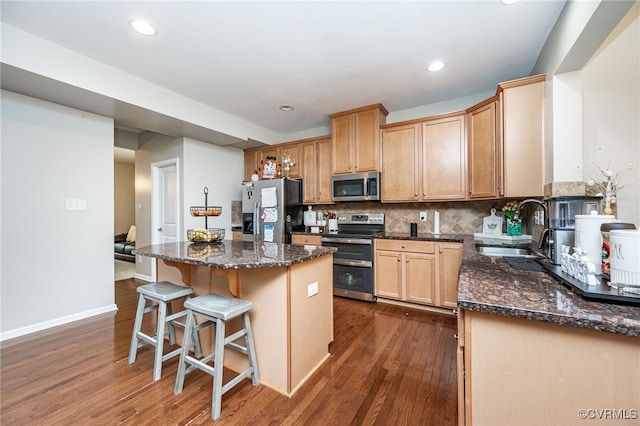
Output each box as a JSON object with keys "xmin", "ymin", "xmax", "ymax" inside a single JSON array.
[{"xmin": 544, "ymin": 196, "xmax": 601, "ymax": 264}]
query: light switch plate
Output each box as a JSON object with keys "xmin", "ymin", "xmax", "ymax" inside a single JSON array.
[
  {"xmin": 308, "ymin": 282, "xmax": 318, "ymax": 297},
  {"xmin": 65, "ymin": 198, "xmax": 87, "ymax": 211}
]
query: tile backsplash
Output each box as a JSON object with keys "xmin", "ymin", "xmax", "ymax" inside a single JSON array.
[{"xmin": 313, "ymin": 200, "xmax": 544, "ymax": 239}]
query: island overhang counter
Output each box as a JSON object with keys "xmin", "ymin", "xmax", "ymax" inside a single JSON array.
[{"xmin": 135, "ymin": 240, "xmax": 336, "ymax": 397}]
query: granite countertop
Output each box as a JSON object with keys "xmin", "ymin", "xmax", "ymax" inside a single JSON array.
[
  {"xmin": 373, "ymin": 232, "xmax": 464, "ymax": 243},
  {"xmin": 135, "ymin": 240, "xmax": 336, "ymax": 269},
  {"xmin": 458, "ymin": 236, "xmax": 640, "ymax": 338},
  {"xmin": 374, "ymin": 232, "xmax": 639, "ymax": 337}
]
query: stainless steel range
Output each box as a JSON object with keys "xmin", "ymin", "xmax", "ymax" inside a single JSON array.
[{"xmin": 321, "ymin": 213, "xmax": 384, "ymax": 302}]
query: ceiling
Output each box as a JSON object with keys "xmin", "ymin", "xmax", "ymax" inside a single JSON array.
[{"xmin": 1, "ymin": 1, "xmax": 567, "ymax": 142}]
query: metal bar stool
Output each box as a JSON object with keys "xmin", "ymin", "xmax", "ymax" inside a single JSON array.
[
  {"xmin": 128, "ymin": 281, "xmax": 202, "ymax": 381},
  {"xmin": 174, "ymin": 293, "xmax": 260, "ymax": 420}
]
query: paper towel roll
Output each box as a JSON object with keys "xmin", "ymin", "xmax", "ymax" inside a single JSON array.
[
  {"xmin": 575, "ymin": 214, "xmax": 616, "ymax": 273},
  {"xmin": 433, "ymin": 210, "xmax": 440, "ymax": 235}
]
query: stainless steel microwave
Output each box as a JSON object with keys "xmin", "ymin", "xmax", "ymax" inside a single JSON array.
[{"xmin": 331, "ymin": 171, "xmax": 380, "ymax": 202}]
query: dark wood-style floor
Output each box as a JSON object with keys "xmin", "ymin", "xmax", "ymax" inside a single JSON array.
[{"xmin": 1, "ymin": 278, "xmax": 458, "ymax": 425}]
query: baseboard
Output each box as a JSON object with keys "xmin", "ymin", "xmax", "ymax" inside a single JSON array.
[
  {"xmin": 0, "ymin": 304, "xmax": 118, "ymax": 342},
  {"xmin": 133, "ymin": 273, "xmax": 153, "ymax": 282}
]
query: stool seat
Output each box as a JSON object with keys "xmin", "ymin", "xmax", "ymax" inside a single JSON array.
[
  {"xmin": 184, "ymin": 293, "xmax": 252, "ymax": 320},
  {"xmin": 175, "ymin": 293, "xmax": 259, "ymax": 420},
  {"xmin": 128, "ymin": 281, "xmax": 201, "ymax": 381},
  {"xmin": 138, "ymin": 281, "xmax": 194, "ymax": 301}
]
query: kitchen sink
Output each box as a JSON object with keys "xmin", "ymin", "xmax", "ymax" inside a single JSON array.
[{"xmin": 476, "ymin": 245, "xmax": 542, "ymax": 258}]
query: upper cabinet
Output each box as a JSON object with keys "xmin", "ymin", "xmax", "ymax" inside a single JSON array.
[
  {"xmin": 244, "ymin": 142, "xmax": 302, "ymax": 181},
  {"xmin": 499, "ymin": 75, "xmax": 545, "ymax": 198},
  {"xmin": 467, "ymin": 99, "xmax": 501, "ymax": 199},
  {"xmin": 381, "ymin": 113, "xmax": 467, "ymax": 202},
  {"xmin": 330, "ymin": 104, "xmax": 388, "ymax": 174},
  {"xmin": 301, "ymin": 136, "xmax": 333, "ymax": 205}
]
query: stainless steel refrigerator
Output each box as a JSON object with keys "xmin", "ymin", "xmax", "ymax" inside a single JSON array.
[{"xmin": 242, "ymin": 178, "xmax": 303, "ymax": 243}]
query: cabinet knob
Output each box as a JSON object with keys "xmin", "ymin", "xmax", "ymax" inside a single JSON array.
[
  {"xmin": 401, "ymin": 245, "xmax": 405, "ymax": 249},
  {"xmin": 454, "ymin": 334, "xmax": 459, "ymax": 340},
  {"xmin": 439, "ymin": 249, "xmax": 443, "ymax": 253},
  {"xmin": 414, "ymin": 193, "xmax": 418, "ymax": 196}
]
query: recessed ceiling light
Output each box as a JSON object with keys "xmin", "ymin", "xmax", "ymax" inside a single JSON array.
[
  {"xmin": 279, "ymin": 105, "xmax": 294, "ymax": 111},
  {"xmin": 129, "ymin": 19, "xmax": 157, "ymax": 36},
  {"xmin": 500, "ymin": 0, "xmax": 521, "ymax": 5},
  {"xmin": 426, "ymin": 61, "xmax": 446, "ymax": 72}
]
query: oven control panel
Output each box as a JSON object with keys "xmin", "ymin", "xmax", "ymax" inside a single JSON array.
[{"xmin": 337, "ymin": 213, "xmax": 384, "ymax": 225}]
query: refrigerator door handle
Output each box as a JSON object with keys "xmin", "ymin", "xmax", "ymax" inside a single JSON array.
[{"xmin": 254, "ymin": 198, "xmax": 261, "ymax": 238}]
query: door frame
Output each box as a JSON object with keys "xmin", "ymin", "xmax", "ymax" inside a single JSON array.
[{"xmin": 151, "ymin": 158, "xmax": 181, "ymax": 280}]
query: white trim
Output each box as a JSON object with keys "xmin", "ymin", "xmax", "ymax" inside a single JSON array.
[
  {"xmin": 150, "ymin": 157, "xmax": 180, "ymax": 282},
  {"xmin": 0, "ymin": 304, "xmax": 118, "ymax": 342},
  {"xmin": 133, "ymin": 272, "xmax": 153, "ymax": 282}
]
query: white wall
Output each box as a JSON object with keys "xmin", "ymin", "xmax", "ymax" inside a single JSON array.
[
  {"xmin": 582, "ymin": 4, "xmax": 640, "ymax": 225},
  {"xmin": 135, "ymin": 133, "xmax": 184, "ymax": 280},
  {"xmin": 183, "ymin": 138, "xmax": 244, "ymax": 238},
  {"xmin": 1, "ymin": 90, "xmax": 116, "ymax": 339}
]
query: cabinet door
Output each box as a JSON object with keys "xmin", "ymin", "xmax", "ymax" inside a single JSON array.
[
  {"xmin": 438, "ymin": 243, "xmax": 462, "ymax": 308},
  {"xmin": 331, "ymin": 114, "xmax": 353, "ymax": 174},
  {"xmin": 302, "ymin": 141, "xmax": 317, "ymax": 204},
  {"xmin": 375, "ymin": 250, "xmax": 403, "ymax": 299},
  {"xmin": 422, "ymin": 115, "xmax": 467, "ymax": 200},
  {"xmin": 316, "ymin": 137, "xmax": 333, "ymax": 204},
  {"xmin": 502, "ymin": 79, "xmax": 544, "ymax": 197},
  {"xmin": 468, "ymin": 101, "xmax": 500, "ymax": 199},
  {"xmin": 380, "ymin": 123, "xmax": 420, "ymax": 202},
  {"xmin": 244, "ymin": 150, "xmax": 258, "ymax": 182},
  {"xmin": 354, "ymin": 108, "xmax": 379, "ymax": 172},
  {"xmin": 405, "ymin": 253, "xmax": 436, "ymax": 305},
  {"xmin": 280, "ymin": 143, "xmax": 302, "ymax": 179}
]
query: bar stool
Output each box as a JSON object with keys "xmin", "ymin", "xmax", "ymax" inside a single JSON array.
[
  {"xmin": 174, "ymin": 293, "xmax": 260, "ymax": 420},
  {"xmin": 128, "ymin": 281, "xmax": 202, "ymax": 381}
]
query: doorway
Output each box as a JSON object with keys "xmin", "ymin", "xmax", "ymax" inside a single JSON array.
[{"xmin": 151, "ymin": 158, "xmax": 180, "ymax": 280}]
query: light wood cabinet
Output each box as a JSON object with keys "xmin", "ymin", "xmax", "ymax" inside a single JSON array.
[
  {"xmin": 381, "ymin": 113, "xmax": 467, "ymax": 202},
  {"xmin": 438, "ymin": 242, "xmax": 462, "ymax": 308},
  {"xmin": 301, "ymin": 136, "xmax": 332, "ymax": 204},
  {"xmin": 330, "ymin": 104, "xmax": 388, "ymax": 174},
  {"xmin": 244, "ymin": 141, "xmax": 302, "ymax": 181},
  {"xmin": 459, "ymin": 310, "xmax": 640, "ymax": 425},
  {"xmin": 499, "ymin": 75, "xmax": 545, "ymax": 197},
  {"xmin": 291, "ymin": 234, "xmax": 323, "ymax": 246},
  {"xmin": 375, "ymin": 239, "xmax": 461, "ymax": 309},
  {"xmin": 467, "ymin": 99, "xmax": 501, "ymax": 199}
]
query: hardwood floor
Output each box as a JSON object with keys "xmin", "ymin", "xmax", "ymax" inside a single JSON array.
[{"xmin": 1, "ymin": 278, "xmax": 458, "ymax": 425}]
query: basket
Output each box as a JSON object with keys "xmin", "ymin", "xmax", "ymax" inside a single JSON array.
[
  {"xmin": 187, "ymin": 228, "xmax": 225, "ymax": 243},
  {"xmin": 190, "ymin": 206, "xmax": 222, "ymax": 216}
]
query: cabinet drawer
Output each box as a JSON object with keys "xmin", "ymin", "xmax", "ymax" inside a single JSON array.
[
  {"xmin": 375, "ymin": 239, "xmax": 435, "ymax": 253},
  {"xmin": 291, "ymin": 234, "xmax": 323, "ymax": 246}
]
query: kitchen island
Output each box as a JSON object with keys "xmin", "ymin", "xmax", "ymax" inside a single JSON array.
[
  {"xmin": 135, "ymin": 240, "xmax": 336, "ymax": 397},
  {"xmin": 457, "ymin": 236, "xmax": 640, "ymax": 426}
]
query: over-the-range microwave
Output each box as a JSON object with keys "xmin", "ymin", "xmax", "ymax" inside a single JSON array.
[{"xmin": 331, "ymin": 171, "xmax": 380, "ymax": 202}]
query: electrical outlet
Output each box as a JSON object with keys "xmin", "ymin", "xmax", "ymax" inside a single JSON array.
[
  {"xmin": 419, "ymin": 211, "xmax": 427, "ymax": 222},
  {"xmin": 307, "ymin": 282, "xmax": 318, "ymax": 297}
]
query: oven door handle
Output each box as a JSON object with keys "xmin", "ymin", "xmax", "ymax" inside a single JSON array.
[
  {"xmin": 333, "ymin": 258, "xmax": 372, "ymax": 268},
  {"xmin": 322, "ymin": 237, "xmax": 372, "ymax": 245}
]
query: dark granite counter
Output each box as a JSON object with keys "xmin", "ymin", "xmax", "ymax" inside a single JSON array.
[
  {"xmin": 457, "ymin": 236, "xmax": 640, "ymax": 337},
  {"xmin": 135, "ymin": 240, "xmax": 336, "ymax": 270},
  {"xmin": 373, "ymin": 232, "xmax": 464, "ymax": 243},
  {"xmin": 373, "ymin": 232, "xmax": 639, "ymax": 337}
]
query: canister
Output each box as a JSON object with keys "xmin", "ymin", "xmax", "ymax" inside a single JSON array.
[
  {"xmin": 610, "ymin": 229, "xmax": 640, "ymax": 292},
  {"xmin": 304, "ymin": 206, "xmax": 316, "ymax": 226},
  {"xmin": 574, "ymin": 213, "xmax": 615, "ymax": 273}
]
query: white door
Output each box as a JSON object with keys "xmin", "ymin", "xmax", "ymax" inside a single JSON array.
[{"xmin": 151, "ymin": 159, "xmax": 180, "ymax": 278}]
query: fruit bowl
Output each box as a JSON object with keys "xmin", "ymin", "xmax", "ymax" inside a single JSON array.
[{"xmin": 187, "ymin": 228, "xmax": 224, "ymax": 243}]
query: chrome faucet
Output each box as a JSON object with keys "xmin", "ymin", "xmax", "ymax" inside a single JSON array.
[{"xmin": 512, "ymin": 199, "xmax": 551, "ymax": 253}]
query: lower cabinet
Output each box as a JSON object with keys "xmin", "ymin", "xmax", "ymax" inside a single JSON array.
[
  {"xmin": 291, "ymin": 234, "xmax": 323, "ymax": 246},
  {"xmin": 458, "ymin": 310, "xmax": 640, "ymax": 425},
  {"xmin": 374, "ymin": 239, "xmax": 461, "ymax": 309}
]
